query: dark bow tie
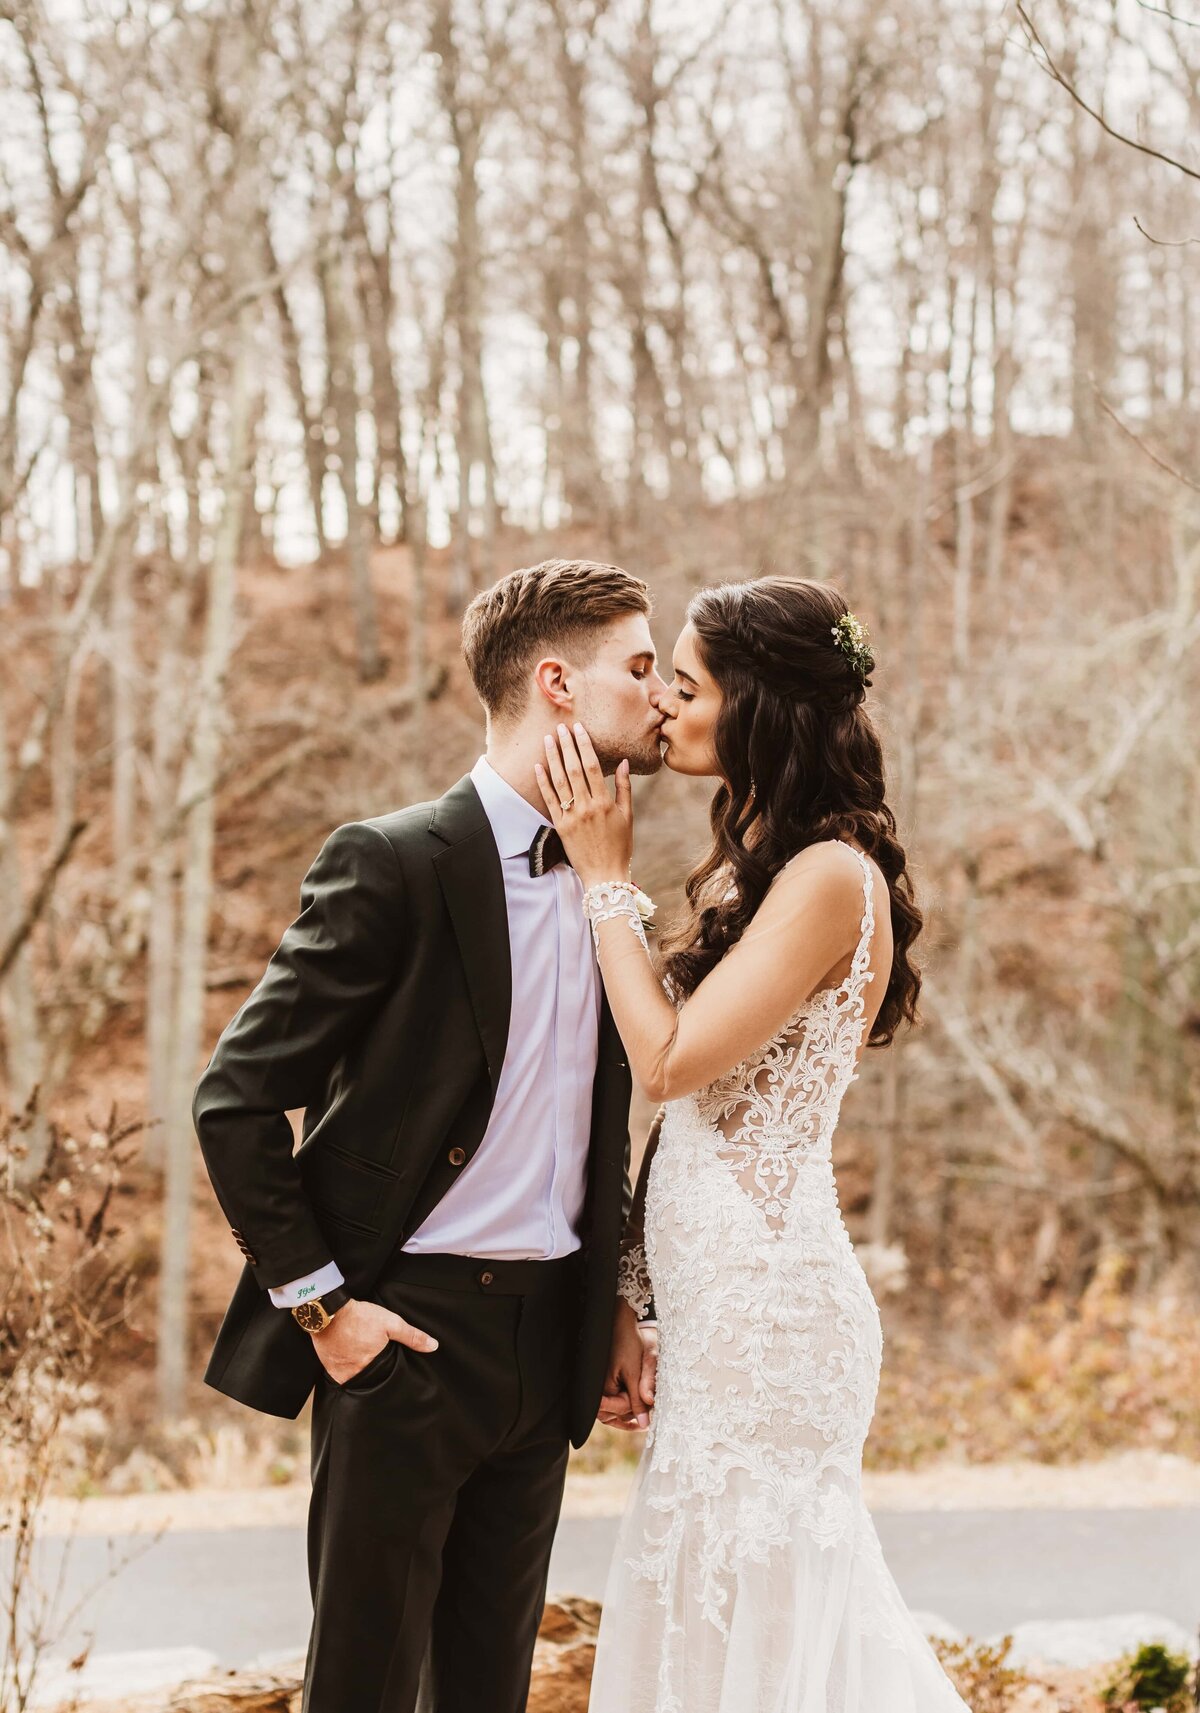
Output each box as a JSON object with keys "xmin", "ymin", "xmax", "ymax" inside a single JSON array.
[{"xmin": 528, "ymin": 826, "xmax": 571, "ymax": 877}]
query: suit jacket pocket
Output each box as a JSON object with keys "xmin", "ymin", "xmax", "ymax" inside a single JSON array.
[{"xmin": 300, "ymin": 1144, "xmax": 398, "ymax": 1235}]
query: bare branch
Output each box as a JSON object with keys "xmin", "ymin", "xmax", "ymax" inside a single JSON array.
[
  {"xmin": 1136, "ymin": 0, "xmax": 1200, "ymax": 27},
  {"xmin": 1016, "ymin": 2, "xmax": 1200, "ymax": 182},
  {"xmin": 1092, "ymin": 383, "xmax": 1200, "ymax": 493},
  {"xmin": 1132, "ymin": 215, "xmax": 1200, "ymax": 245},
  {"xmin": 0, "ymin": 819, "xmax": 87, "ymax": 985}
]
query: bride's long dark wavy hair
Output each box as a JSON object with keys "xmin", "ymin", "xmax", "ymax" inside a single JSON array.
[{"xmin": 659, "ymin": 577, "xmax": 922, "ymax": 1047}]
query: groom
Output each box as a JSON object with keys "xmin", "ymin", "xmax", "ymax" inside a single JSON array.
[{"xmin": 192, "ymin": 559, "xmax": 666, "ymax": 1713}]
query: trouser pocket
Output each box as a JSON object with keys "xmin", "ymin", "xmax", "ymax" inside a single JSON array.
[{"xmin": 335, "ymin": 1339, "xmax": 400, "ymax": 1394}]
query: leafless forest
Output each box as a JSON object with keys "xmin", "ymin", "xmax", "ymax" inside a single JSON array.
[{"xmin": 1, "ymin": 0, "xmax": 1198, "ymax": 1440}]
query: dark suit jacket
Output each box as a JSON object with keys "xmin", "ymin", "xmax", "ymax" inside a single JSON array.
[{"xmin": 192, "ymin": 774, "xmax": 633, "ymax": 1448}]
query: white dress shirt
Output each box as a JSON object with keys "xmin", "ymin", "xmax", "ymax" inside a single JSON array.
[{"xmin": 270, "ymin": 756, "xmax": 602, "ymax": 1306}]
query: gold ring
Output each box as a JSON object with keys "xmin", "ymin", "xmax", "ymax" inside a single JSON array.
[{"xmin": 560, "ymin": 797, "xmax": 575, "ymax": 812}]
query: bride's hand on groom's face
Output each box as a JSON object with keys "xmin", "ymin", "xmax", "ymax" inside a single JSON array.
[
  {"xmin": 598, "ymin": 1303, "xmax": 657, "ymax": 1432},
  {"xmin": 535, "ymin": 723, "xmax": 634, "ymax": 889}
]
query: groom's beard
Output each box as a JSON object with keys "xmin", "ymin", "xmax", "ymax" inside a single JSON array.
[{"xmin": 591, "ymin": 729, "xmax": 664, "ymax": 777}]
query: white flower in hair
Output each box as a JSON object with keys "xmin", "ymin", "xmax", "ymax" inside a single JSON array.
[{"xmin": 830, "ymin": 611, "xmax": 873, "ymax": 680}]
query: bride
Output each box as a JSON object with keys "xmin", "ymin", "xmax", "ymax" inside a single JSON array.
[{"xmin": 536, "ymin": 577, "xmax": 969, "ymax": 1713}]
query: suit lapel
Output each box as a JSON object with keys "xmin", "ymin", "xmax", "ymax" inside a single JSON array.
[{"xmin": 431, "ymin": 777, "xmax": 512, "ymax": 1093}]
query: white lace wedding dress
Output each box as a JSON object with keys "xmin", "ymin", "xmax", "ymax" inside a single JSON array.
[{"xmin": 588, "ymin": 845, "xmax": 968, "ymax": 1713}]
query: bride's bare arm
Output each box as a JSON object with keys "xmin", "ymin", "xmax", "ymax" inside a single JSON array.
[
  {"xmin": 594, "ymin": 852, "xmax": 867, "ymax": 1101},
  {"xmin": 537, "ymin": 725, "xmax": 871, "ymax": 1105}
]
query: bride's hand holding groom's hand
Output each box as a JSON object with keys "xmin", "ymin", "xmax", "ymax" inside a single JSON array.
[
  {"xmin": 535, "ymin": 723, "xmax": 634, "ymax": 887},
  {"xmin": 598, "ymin": 1299, "xmax": 657, "ymax": 1432}
]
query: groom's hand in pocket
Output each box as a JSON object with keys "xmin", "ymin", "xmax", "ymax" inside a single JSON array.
[
  {"xmin": 310, "ymin": 1297, "xmax": 438, "ymax": 1385},
  {"xmin": 598, "ymin": 1300, "xmax": 656, "ymax": 1432}
]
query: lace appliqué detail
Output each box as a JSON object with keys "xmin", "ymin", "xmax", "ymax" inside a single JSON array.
[
  {"xmin": 617, "ymin": 1245, "xmax": 654, "ymax": 1318},
  {"xmin": 589, "ymin": 846, "xmax": 971, "ymax": 1707},
  {"xmin": 627, "ymin": 846, "xmax": 896, "ymax": 1632}
]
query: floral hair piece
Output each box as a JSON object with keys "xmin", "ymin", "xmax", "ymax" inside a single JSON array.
[{"xmin": 830, "ymin": 611, "xmax": 873, "ymax": 681}]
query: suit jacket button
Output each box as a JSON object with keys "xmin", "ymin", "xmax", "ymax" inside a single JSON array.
[
  {"xmin": 479, "ymin": 1270, "xmax": 494, "ymax": 1287},
  {"xmin": 448, "ymin": 1147, "xmax": 466, "ymax": 1166}
]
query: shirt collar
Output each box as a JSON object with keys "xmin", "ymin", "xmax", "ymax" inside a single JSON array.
[{"xmin": 470, "ymin": 756, "xmax": 550, "ymax": 860}]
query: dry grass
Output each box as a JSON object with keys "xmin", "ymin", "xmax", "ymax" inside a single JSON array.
[{"xmin": 869, "ymin": 1252, "xmax": 1200, "ymax": 1469}]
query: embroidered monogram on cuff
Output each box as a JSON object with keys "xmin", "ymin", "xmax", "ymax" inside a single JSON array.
[{"xmin": 269, "ymin": 1259, "xmax": 346, "ymax": 1310}]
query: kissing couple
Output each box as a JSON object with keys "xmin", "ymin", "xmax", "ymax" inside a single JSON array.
[{"xmin": 194, "ymin": 559, "xmax": 969, "ymax": 1712}]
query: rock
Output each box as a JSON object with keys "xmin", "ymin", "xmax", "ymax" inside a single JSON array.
[
  {"xmin": 165, "ymin": 1673, "xmax": 299, "ymax": 1712},
  {"xmin": 35, "ymin": 1600, "xmax": 1143, "ymax": 1713},
  {"xmin": 37, "ymin": 1600, "xmax": 603, "ymax": 1712},
  {"xmin": 1010, "ymin": 1667, "xmax": 1107, "ymax": 1713},
  {"xmin": 1006, "ymin": 1613, "xmax": 1194, "ymax": 1670},
  {"xmin": 527, "ymin": 1596, "xmax": 602, "ymax": 1712},
  {"xmin": 537, "ymin": 1594, "xmax": 602, "ymax": 1643}
]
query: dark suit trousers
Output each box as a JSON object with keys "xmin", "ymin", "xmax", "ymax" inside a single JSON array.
[{"xmin": 301, "ymin": 1252, "xmax": 581, "ymax": 1713}]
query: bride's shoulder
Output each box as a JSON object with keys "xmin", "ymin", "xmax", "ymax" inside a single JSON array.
[
  {"xmin": 752, "ymin": 840, "xmax": 867, "ymax": 932},
  {"xmin": 776, "ymin": 838, "xmax": 869, "ymax": 886}
]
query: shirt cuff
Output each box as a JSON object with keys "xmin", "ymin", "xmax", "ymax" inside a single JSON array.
[{"xmin": 268, "ymin": 1260, "xmax": 346, "ymax": 1309}]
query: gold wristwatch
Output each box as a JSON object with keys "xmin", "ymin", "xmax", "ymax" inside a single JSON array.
[{"xmin": 290, "ymin": 1285, "xmax": 352, "ymax": 1334}]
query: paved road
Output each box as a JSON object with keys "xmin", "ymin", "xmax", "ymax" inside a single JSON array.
[{"xmin": 21, "ymin": 1509, "xmax": 1200, "ymax": 1676}]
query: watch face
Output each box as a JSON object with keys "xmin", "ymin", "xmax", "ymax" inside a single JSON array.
[{"xmin": 293, "ymin": 1300, "xmax": 329, "ymax": 1333}]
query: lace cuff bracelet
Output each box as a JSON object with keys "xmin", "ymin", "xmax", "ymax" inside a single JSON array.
[{"xmin": 581, "ymin": 880, "xmax": 654, "ymax": 954}]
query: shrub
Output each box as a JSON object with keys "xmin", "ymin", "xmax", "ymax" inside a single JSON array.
[
  {"xmin": 1101, "ymin": 1642, "xmax": 1193, "ymax": 1712},
  {"xmin": 0, "ymin": 1100, "xmax": 138, "ymax": 1712},
  {"xmin": 931, "ymin": 1635, "xmax": 1026, "ymax": 1712},
  {"xmin": 871, "ymin": 1250, "xmax": 1200, "ymax": 1468}
]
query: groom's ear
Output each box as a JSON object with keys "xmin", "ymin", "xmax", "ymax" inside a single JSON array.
[{"xmin": 532, "ymin": 654, "xmax": 574, "ymax": 712}]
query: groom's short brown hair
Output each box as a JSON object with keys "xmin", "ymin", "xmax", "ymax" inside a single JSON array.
[{"xmin": 462, "ymin": 558, "xmax": 651, "ymax": 722}]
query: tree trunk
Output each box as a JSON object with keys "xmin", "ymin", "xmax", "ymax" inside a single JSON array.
[
  {"xmin": 547, "ymin": 0, "xmax": 601, "ymax": 517},
  {"xmin": 156, "ymin": 321, "xmax": 254, "ymax": 1418},
  {"xmin": 262, "ymin": 218, "xmax": 328, "ymax": 561},
  {"xmin": 431, "ymin": 0, "xmax": 497, "ymax": 602},
  {"xmin": 869, "ymin": 1047, "xmax": 902, "ymax": 1249},
  {"xmin": 109, "ymin": 523, "xmax": 138, "ymax": 897},
  {"xmin": 347, "ymin": 189, "xmax": 409, "ymax": 548},
  {"xmin": 59, "ymin": 280, "xmax": 106, "ymax": 567},
  {"xmin": 144, "ymin": 529, "xmax": 201, "ymax": 1171},
  {"xmin": 320, "ymin": 249, "xmax": 383, "ymax": 682},
  {"xmin": 0, "ymin": 684, "xmax": 49, "ymax": 1179},
  {"xmin": 407, "ymin": 489, "xmax": 430, "ymax": 798},
  {"xmin": 983, "ymin": 275, "xmax": 1015, "ymax": 598}
]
